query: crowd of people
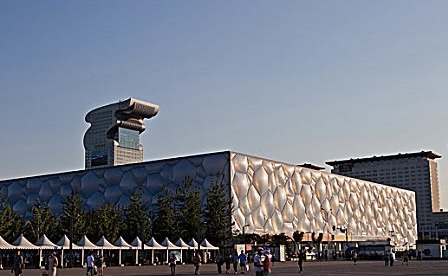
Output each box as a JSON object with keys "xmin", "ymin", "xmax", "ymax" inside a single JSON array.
[
  {"xmin": 85, "ymin": 251, "xmax": 105, "ymax": 276},
  {"xmin": 172, "ymin": 248, "xmax": 274, "ymax": 276},
  {"xmin": 207, "ymin": 248, "xmax": 273, "ymax": 276},
  {"xmin": 7, "ymin": 246, "xmax": 418, "ymax": 276}
]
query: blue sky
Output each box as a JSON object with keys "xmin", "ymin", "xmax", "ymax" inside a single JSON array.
[{"xmin": 1, "ymin": 1, "xmax": 448, "ymax": 208}]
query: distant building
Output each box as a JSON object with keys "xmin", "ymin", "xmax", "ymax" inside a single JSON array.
[
  {"xmin": 433, "ymin": 211, "xmax": 448, "ymax": 240},
  {"xmin": 83, "ymin": 98, "xmax": 159, "ymax": 169},
  {"xmin": 326, "ymin": 151, "xmax": 441, "ymax": 240},
  {"xmin": 297, "ymin": 163, "xmax": 325, "ymax": 171}
]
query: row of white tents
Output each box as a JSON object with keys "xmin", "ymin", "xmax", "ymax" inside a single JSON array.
[{"xmin": 0, "ymin": 234, "xmax": 219, "ymax": 267}]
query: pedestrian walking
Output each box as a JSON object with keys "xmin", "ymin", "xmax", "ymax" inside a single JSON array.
[
  {"xmin": 297, "ymin": 250, "xmax": 305, "ymax": 273},
  {"xmin": 86, "ymin": 251, "xmax": 95, "ymax": 276},
  {"xmin": 215, "ymin": 252, "xmax": 224, "ymax": 274},
  {"xmin": 193, "ymin": 251, "xmax": 202, "ymax": 275},
  {"xmin": 11, "ymin": 250, "xmax": 24, "ymax": 276},
  {"xmin": 253, "ymin": 247, "xmax": 263, "ymax": 276},
  {"xmin": 384, "ymin": 250, "xmax": 390, "ymax": 266},
  {"xmin": 402, "ymin": 250, "xmax": 409, "ymax": 265},
  {"xmin": 262, "ymin": 249, "xmax": 271, "ymax": 276},
  {"xmin": 225, "ymin": 254, "xmax": 232, "ymax": 274},
  {"xmin": 95, "ymin": 254, "xmax": 104, "ymax": 276},
  {"xmin": 238, "ymin": 250, "xmax": 247, "ymax": 274},
  {"xmin": 390, "ymin": 250, "xmax": 395, "ymax": 266},
  {"xmin": 351, "ymin": 250, "xmax": 358, "ymax": 265},
  {"xmin": 168, "ymin": 252, "xmax": 177, "ymax": 275},
  {"xmin": 232, "ymin": 251, "xmax": 239, "ymax": 274},
  {"xmin": 47, "ymin": 251, "xmax": 59, "ymax": 276}
]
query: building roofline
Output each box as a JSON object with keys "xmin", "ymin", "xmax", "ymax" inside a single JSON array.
[
  {"xmin": 326, "ymin": 150, "xmax": 441, "ymax": 166},
  {"xmin": 297, "ymin": 163, "xmax": 325, "ymax": 171},
  {"xmin": 0, "ymin": 150, "xmax": 233, "ymax": 183},
  {"xmin": 0, "ymin": 150, "xmax": 324, "ymax": 183}
]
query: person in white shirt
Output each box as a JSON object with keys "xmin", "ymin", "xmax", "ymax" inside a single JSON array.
[
  {"xmin": 86, "ymin": 252, "xmax": 95, "ymax": 276},
  {"xmin": 253, "ymin": 248, "xmax": 264, "ymax": 276},
  {"xmin": 169, "ymin": 252, "xmax": 178, "ymax": 275},
  {"xmin": 47, "ymin": 251, "xmax": 59, "ymax": 276}
]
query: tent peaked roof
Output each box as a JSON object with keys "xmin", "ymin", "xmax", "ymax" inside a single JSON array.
[
  {"xmin": 175, "ymin": 238, "xmax": 191, "ymax": 248},
  {"xmin": 188, "ymin": 238, "xmax": 199, "ymax": 248},
  {"xmin": 200, "ymin": 238, "xmax": 219, "ymax": 250},
  {"xmin": 146, "ymin": 237, "xmax": 165, "ymax": 249},
  {"xmin": 131, "ymin": 237, "xmax": 142, "ymax": 247},
  {"xmin": 56, "ymin": 235, "xmax": 81, "ymax": 249},
  {"xmin": 114, "ymin": 236, "xmax": 133, "ymax": 249},
  {"xmin": 96, "ymin": 236, "xmax": 118, "ymax": 249},
  {"xmin": 161, "ymin": 237, "xmax": 181, "ymax": 249},
  {"xmin": 35, "ymin": 234, "xmax": 58, "ymax": 249},
  {"xmin": 77, "ymin": 235, "xmax": 98, "ymax": 249},
  {"xmin": 0, "ymin": 236, "xmax": 14, "ymax": 249},
  {"xmin": 12, "ymin": 234, "xmax": 38, "ymax": 249}
]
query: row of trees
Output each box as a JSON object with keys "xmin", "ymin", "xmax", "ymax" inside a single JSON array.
[{"xmin": 0, "ymin": 173, "xmax": 233, "ymax": 247}]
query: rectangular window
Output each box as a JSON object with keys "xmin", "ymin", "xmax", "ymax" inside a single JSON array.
[{"xmin": 118, "ymin": 128, "xmax": 140, "ymax": 149}]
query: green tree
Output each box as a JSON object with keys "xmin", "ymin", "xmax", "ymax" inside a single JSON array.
[
  {"xmin": 292, "ymin": 231, "xmax": 304, "ymax": 253},
  {"xmin": 0, "ymin": 200, "xmax": 22, "ymax": 243},
  {"xmin": 59, "ymin": 190, "xmax": 86, "ymax": 242},
  {"xmin": 293, "ymin": 231, "xmax": 304, "ymax": 243},
  {"xmin": 122, "ymin": 188, "xmax": 151, "ymax": 243},
  {"xmin": 272, "ymin": 233, "xmax": 288, "ymax": 246},
  {"xmin": 152, "ymin": 183, "xmax": 177, "ymax": 241},
  {"xmin": 24, "ymin": 198, "xmax": 58, "ymax": 242},
  {"xmin": 175, "ymin": 176, "xmax": 201, "ymax": 241},
  {"xmin": 85, "ymin": 203, "xmax": 124, "ymax": 242},
  {"xmin": 203, "ymin": 173, "xmax": 233, "ymax": 247}
]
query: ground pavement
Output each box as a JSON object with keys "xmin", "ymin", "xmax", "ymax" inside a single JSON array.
[{"xmin": 1, "ymin": 259, "xmax": 447, "ymax": 276}]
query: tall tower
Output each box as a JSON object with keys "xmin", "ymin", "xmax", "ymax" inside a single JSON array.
[
  {"xmin": 326, "ymin": 151, "xmax": 441, "ymax": 240},
  {"xmin": 83, "ymin": 98, "xmax": 159, "ymax": 169}
]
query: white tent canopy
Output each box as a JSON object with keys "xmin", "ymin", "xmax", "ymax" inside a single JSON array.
[
  {"xmin": 174, "ymin": 238, "xmax": 192, "ymax": 264},
  {"xmin": 57, "ymin": 234, "xmax": 81, "ymax": 249},
  {"xmin": 114, "ymin": 236, "xmax": 134, "ymax": 249},
  {"xmin": 175, "ymin": 238, "xmax": 191, "ymax": 249},
  {"xmin": 146, "ymin": 237, "xmax": 165, "ymax": 249},
  {"xmin": 35, "ymin": 234, "xmax": 59, "ymax": 250},
  {"xmin": 77, "ymin": 235, "xmax": 100, "ymax": 267},
  {"xmin": 145, "ymin": 237, "xmax": 165, "ymax": 265},
  {"xmin": 200, "ymin": 238, "xmax": 219, "ymax": 250},
  {"xmin": 114, "ymin": 236, "xmax": 134, "ymax": 266},
  {"xmin": 131, "ymin": 237, "xmax": 150, "ymax": 250},
  {"xmin": 77, "ymin": 235, "xmax": 98, "ymax": 250},
  {"xmin": 161, "ymin": 237, "xmax": 181, "ymax": 250},
  {"xmin": 11, "ymin": 234, "xmax": 38, "ymax": 249},
  {"xmin": 188, "ymin": 238, "xmax": 199, "ymax": 249},
  {"xmin": 0, "ymin": 236, "xmax": 14, "ymax": 249},
  {"xmin": 96, "ymin": 236, "xmax": 118, "ymax": 250},
  {"xmin": 131, "ymin": 237, "xmax": 148, "ymax": 265}
]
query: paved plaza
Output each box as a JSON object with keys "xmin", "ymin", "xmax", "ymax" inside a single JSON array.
[{"xmin": 1, "ymin": 260, "xmax": 448, "ymax": 276}]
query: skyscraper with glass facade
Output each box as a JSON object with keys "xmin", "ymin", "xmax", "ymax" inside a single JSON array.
[{"xmin": 83, "ymin": 98, "xmax": 159, "ymax": 169}]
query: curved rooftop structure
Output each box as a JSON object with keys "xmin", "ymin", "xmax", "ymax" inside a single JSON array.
[{"xmin": 83, "ymin": 98, "xmax": 159, "ymax": 169}]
